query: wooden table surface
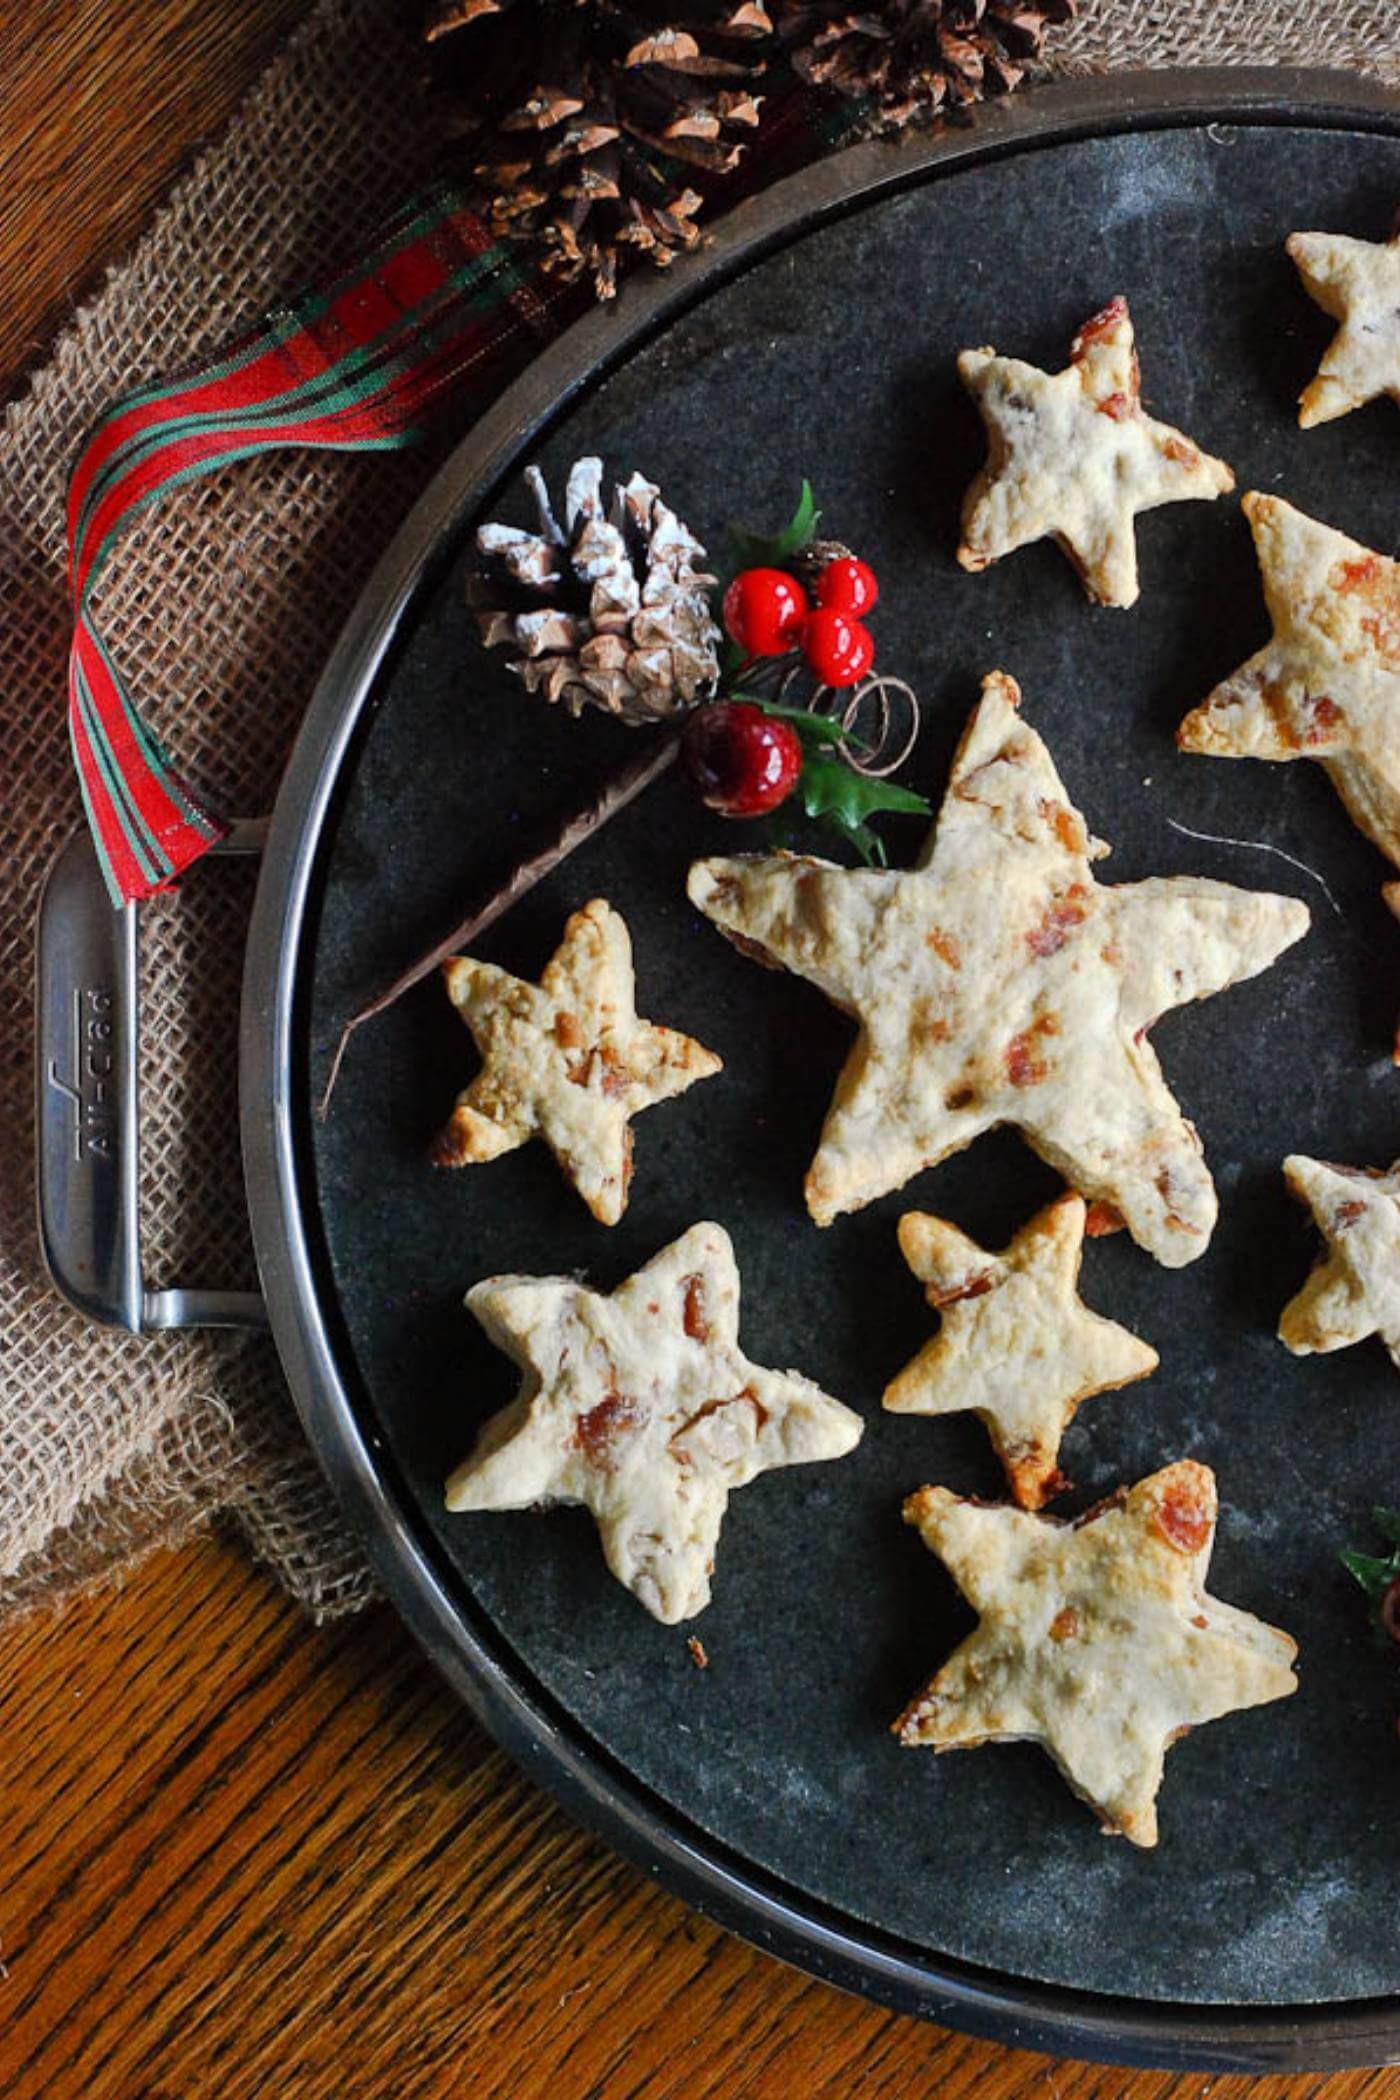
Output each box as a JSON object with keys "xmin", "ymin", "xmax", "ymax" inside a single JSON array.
[{"xmin": 3, "ymin": 7, "xmax": 1399, "ymax": 2096}]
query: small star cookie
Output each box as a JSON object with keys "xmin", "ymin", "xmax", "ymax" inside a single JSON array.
[
  {"xmin": 893, "ymin": 1461, "xmax": 1298, "ymax": 1847},
  {"xmin": 1178, "ymin": 494, "xmax": 1400, "ymax": 871},
  {"xmin": 445, "ymin": 1222, "xmax": 864, "ymax": 1622},
  {"xmin": 688, "ymin": 671, "xmax": 1309, "ymax": 1264},
  {"xmin": 884, "ymin": 1194, "xmax": 1158, "ymax": 1509},
  {"xmin": 1288, "ymin": 215, "xmax": 1400, "ymax": 427},
  {"xmin": 957, "ymin": 296, "xmax": 1234, "ymax": 608},
  {"xmin": 433, "ymin": 898, "xmax": 720, "ymax": 1224},
  {"xmin": 1279, "ymin": 1154, "xmax": 1400, "ymax": 1372}
]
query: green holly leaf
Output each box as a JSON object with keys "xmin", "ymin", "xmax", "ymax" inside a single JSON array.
[
  {"xmin": 727, "ymin": 480, "xmax": 821, "ymax": 574},
  {"xmin": 1341, "ymin": 1548, "xmax": 1399, "ymax": 1601},
  {"xmin": 798, "ymin": 751, "xmax": 930, "ymax": 866},
  {"xmin": 738, "ymin": 696, "xmax": 849, "ymax": 751},
  {"xmin": 1340, "ymin": 1507, "xmax": 1400, "ymax": 1653}
]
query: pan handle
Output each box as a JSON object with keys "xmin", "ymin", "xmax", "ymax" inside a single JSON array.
[{"xmin": 36, "ymin": 822, "xmax": 270, "ymax": 1333}]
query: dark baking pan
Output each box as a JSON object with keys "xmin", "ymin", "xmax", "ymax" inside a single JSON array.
[{"xmin": 39, "ymin": 66, "xmax": 1400, "ymax": 2072}]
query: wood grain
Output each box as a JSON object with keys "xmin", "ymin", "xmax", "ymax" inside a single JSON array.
[
  {"xmin": 1, "ymin": 1530, "xmax": 1398, "ymax": 2100},
  {"xmin": 0, "ymin": 0, "xmax": 308, "ymax": 389},
  {"xmin": 3, "ymin": 5, "xmax": 1400, "ymax": 2096}
]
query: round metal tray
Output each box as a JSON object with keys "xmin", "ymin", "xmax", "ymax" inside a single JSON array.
[{"xmin": 243, "ymin": 70, "xmax": 1400, "ymax": 2071}]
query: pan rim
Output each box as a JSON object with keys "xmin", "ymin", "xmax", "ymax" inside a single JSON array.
[{"xmin": 241, "ymin": 66, "xmax": 1400, "ymax": 2070}]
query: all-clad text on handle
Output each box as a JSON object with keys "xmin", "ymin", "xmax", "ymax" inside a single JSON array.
[{"xmin": 36, "ymin": 824, "xmax": 270, "ymax": 1333}]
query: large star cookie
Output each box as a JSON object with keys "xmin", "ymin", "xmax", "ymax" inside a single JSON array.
[
  {"xmin": 1288, "ymin": 216, "xmax": 1400, "ymax": 428},
  {"xmin": 1178, "ymin": 494, "xmax": 1400, "ymax": 869},
  {"xmin": 445, "ymin": 1222, "xmax": 864, "ymax": 1623},
  {"xmin": 688, "ymin": 672, "xmax": 1309, "ymax": 1264},
  {"xmin": 433, "ymin": 898, "xmax": 720, "ymax": 1224},
  {"xmin": 956, "ymin": 296, "xmax": 1233, "ymax": 608},
  {"xmin": 893, "ymin": 1462, "xmax": 1298, "ymax": 1847},
  {"xmin": 1279, "ymin": 1154, "xmax": 1400, "ymax": 1372},
  {"xmin": 884, "ymin": 1194, "xmax": 1158, "ymax": 1509}
]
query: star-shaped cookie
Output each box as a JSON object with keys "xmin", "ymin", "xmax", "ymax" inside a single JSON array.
[
  {"xmin": 893, "ymin": 1461, "xmax": 1298, "ymax": 1846},
  {"xmin": 1177, "ymin": 494, "xmax": 1400, "ymax": 870},
  {"xmin": 1279, "ymin": 1154, "xmax": 1400, "ymax": 1372},
  {"xmin": 688, "ymin": 672, "xmax": 1309, "ymax": 1264},
  {"xmin": 884, "ymin": 1194, "xmax": 1158, "ymax": 1509},
  {"xmin": 1288, "ymin": 216, "xmax": 1400, "ymax": 427},
  {"xmin": 957, "ymin": 296, "xmax": 1234, "ymax": 608},
  {"xmin": 432, "ymin": 898, "xmax": 721, "ymax": 1224},
  {"xmin": 445, "ymin": 1222, "xmax": 864, "ymax": 1623}
]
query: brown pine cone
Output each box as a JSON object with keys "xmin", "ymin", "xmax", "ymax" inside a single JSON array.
[
  {"xmin": 425, "ymin": 0, "xmax": 771, "ymax": 297},
  {"xmin": 775, "ymin": 0, "xmax": 1076, "ymax": 133}
]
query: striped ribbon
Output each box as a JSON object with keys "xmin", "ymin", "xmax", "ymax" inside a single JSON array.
[
  {"xmin": 67, "ymin": 187, "xmax": 571, "ymax": 905},
  {"xmin": 65, "ymin": 84, "xmax": 865, "ymax": 906}
]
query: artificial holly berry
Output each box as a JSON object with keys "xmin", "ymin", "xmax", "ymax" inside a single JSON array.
[
  {"xmin": 681, "ymin": 701, "xmax": 803, "ymax": 818},
  {"xmin": 815, "ymin": 555, "xmax": 879, "ymax": 619},
  {"xmin": 801, "ymin": 605, "xmax": 875, "ymax": 688},
  {"xmin": 722, "ymin": 567, "xmax": 808, "ymax": 658}
]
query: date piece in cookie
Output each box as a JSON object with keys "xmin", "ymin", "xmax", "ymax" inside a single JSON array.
[
  {"xmin": 445, "ymin": 1222, "xmax": 864, "ymax": 1623},
  {"xmin": 1279, "ymin": 1154, "xmax": 1400, "ymax": 1371},
  {"xmin": 894, "ymin": 1462, "xmax": 1298, "ymax": 1847},
  {"xmin": 688, "ymin": 671, "xmax": 1309, "ymax": 1264},
  {"xmin": 884, "ymin": 1194, "xmax": 1158, "ymax": 1510},
  {"xmin": 433, "ymin": 898, "xmax": 720, "ymax": 1225},
  {"xmin": 1178, "ymin": 494, "xmax": 1400, "ymax": 871},
  {"xmin": 1288, "ymin": 215, "xmax": 1400, "ymax": 428},
  {"xmin": 957, "ymin": 297, "xmax": 1233, "ymax": 608}
]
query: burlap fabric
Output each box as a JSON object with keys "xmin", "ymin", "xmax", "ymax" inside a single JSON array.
[{"xmin": 2, "ymin": 0, "xmax": 1396, "ymax": 1625}]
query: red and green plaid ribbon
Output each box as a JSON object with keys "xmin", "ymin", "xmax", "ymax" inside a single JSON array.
[
  {"xmin": 66, "ymin": 86, "xmax": 863, "ymax": 907},
  {"xmin": 67, "ymin": 186, "xmax": 578, "ymax": 905}
]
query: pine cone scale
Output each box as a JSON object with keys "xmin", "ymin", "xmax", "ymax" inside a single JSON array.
[
  {"xmin": 721, "ymin": 1, "xmax": 773, "ymax": 31},
  {"xmin": 624, "ymin": 124, "xmax": 743, "ymax": 172},
  {"xmin": 425, "ymin": 0, "xmax": 502, "ymax": 37},
  {"xmin": 500, "ymin": 91, "xmax": 589, "ymax": 132},
  {"xmin": 624, "ymin": 30, "xmax": 700, "ymax": 63},
  {"xmin": 543, "ymin": 123, "xmax": 624, "ymax": 165}
]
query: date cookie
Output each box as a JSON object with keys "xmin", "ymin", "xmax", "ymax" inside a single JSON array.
[
  {"xmin": 893, "ymin": 1462, "xmax": 1298, "ymax": 1847},
  {"xmin": 689, "ymin": 671, "xmax": 1309, "ymax": 1264},
  {"xmin": 957, "ymin": 296, "xmax": 1233, "ymax": 608},
  {"xmin": 1177, "ymin": 494, "xmax": 1400, "ymax": 872},
  {"xmin": 433, "ymin": 898, "xmax": 720, "ymax": 1224},
  {"xmin": 1288, "ymin": 214, "xmax": 1400, "ymax": 428},
  {"xmin": 1279, "ymin": 1154, "xmax": 1400, "ymax": 1372},
  {"xmin": 884, "ymin": 1194, "xmax": 1158, "ymax": 1510},
  {"xmin": 446, "ymin": 1222, "xmax": 864, "ymax": 1623}
]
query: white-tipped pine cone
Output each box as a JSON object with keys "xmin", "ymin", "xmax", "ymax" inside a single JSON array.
[{"xmin": 472, "ymin": 458, "xmax": 722, "ymax": 725}]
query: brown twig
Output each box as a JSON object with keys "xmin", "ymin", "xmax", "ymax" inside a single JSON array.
[{"xmin": 316, "ymin": 731, "xmax": 681, "ymax": 1119}]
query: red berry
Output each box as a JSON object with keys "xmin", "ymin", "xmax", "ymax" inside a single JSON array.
[
  {"xmin": 816, "ymin": 556, "xmax": 879, "ymax": 619},
  {"xmin": 722, "ymin": 568, "xmax": 808, "ymax": 657},
  {"xmin": 682, "ymin": 701, "xmax": 803, "ymax": 818},
  {"xmin": 1382, "ymin": 1575, "xmax": 1400, "ymax": 1647},
  {"xmin": 801, "ymin": 606, "xmax": 875, "ymax": 688}
]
